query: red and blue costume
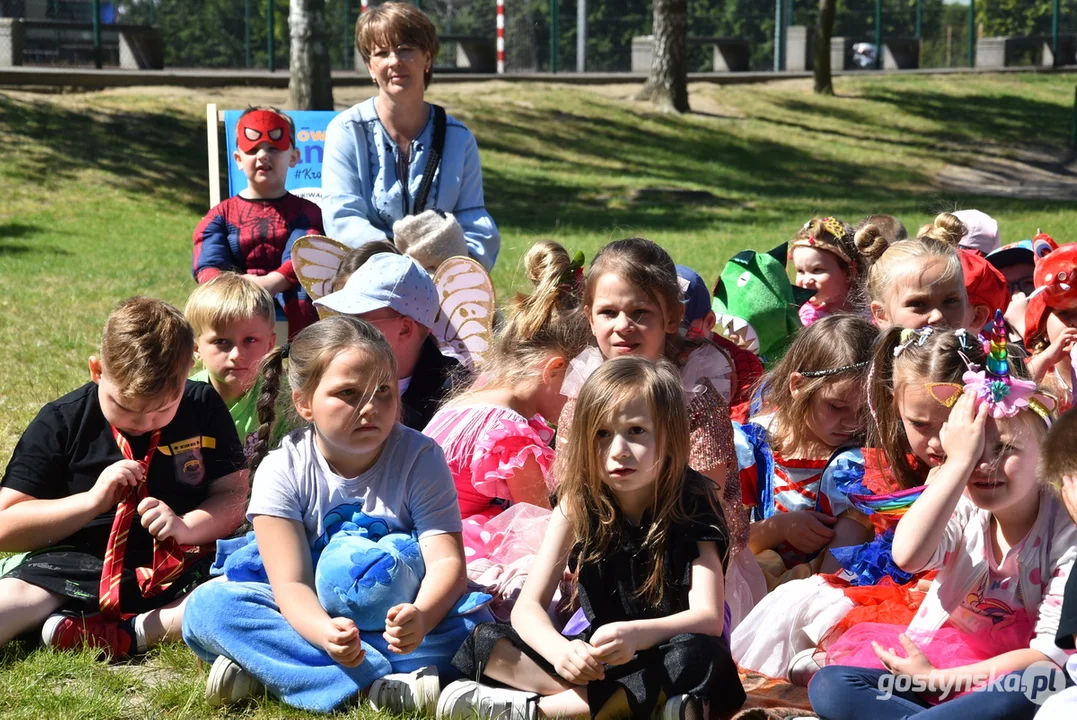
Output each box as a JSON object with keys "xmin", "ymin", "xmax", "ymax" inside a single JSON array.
[{"xmin": 192, "ymin": 194, "xmax": 323, "ymax": 339}]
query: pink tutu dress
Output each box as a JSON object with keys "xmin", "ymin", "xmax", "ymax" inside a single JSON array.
[{"xmin": 423, "ymin": 405, "xmax": 557, "ymax": 620}]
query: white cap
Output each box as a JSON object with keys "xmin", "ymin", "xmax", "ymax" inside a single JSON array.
[
  {"xmin": 314, "ymin": 253, "xmax": 439, "ymax": 328},
  {"xmin": 954, "ymin": 209, "xmax": 1001, "ymax": 256}
]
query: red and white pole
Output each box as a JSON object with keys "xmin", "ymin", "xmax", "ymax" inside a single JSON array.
[
  {"xmin": 496, "ymin": 0, "xmax": 505, "ymax": 73},
  {"xmin": 361, "ymin": 0, "xmax": 369, "ymax": 12}
]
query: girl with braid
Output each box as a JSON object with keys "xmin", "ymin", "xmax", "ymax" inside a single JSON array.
[{"xmin": 182, "ymin": 316, "xmax": 491, "ymax": 714}]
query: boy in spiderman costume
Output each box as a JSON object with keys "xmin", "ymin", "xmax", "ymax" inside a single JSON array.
[{"xmin": 193, "ymin": 107, "xmax": 324, "ymax": 339}]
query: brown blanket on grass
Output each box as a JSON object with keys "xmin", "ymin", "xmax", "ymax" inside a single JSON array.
[{"xmin": 715, "ymin": 668, "xmax": 816, "ymax": 720}]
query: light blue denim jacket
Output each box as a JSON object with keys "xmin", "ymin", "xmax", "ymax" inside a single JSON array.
[{"xmin": 320, "ymin": 97, "xmax": 500, "ymax": 270}]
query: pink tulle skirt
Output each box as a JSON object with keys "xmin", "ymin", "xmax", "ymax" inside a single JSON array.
[{"xmin": 826, "ymin": 610, "xmax": 1034, "ymax": 699}]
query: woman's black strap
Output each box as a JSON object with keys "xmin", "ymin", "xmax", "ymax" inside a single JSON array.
[{"xmin": 412, "ymin": 104, "xmax": 447, "ymax": 214}]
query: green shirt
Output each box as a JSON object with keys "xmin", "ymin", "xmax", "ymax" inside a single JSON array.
[{"xmin": 190, "ymin": 368, "xmax": 260, "ymax": 445}]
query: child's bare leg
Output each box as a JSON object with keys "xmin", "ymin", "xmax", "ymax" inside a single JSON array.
[
  {"xmin": 537, "ymin": 687, "xmax": 590, "ymax": 719},
  {"xmin": 137, "ymin": 576, "xmax": 224, "ymax": 648},
  {"xmin": 482, "ymin": 638, "xmax": 574, "ymax": 695},
  {"xmin": 0, "ymin": 577, "xmax": 65, "ymax": 646}
]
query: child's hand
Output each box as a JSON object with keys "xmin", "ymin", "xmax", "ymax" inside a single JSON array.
[
  {"xmin": 137, "ymin": 497, "xmax": 190, "ymax": 544},
  {"xmin": 589, "ymin": 622, "xmax": 639, "ymax": 667},
  {"xmin": 87, "ymin": 460, "xmax": 143, "ymax": 512},
  {"xmin": 1040, "ymin": 328, "xmax": 1077, "ymax": 370},
  {"xmin": 1062, "ymin": 476, "xmax": 1077, "ymax": 526},
  {"xmin": 779, "ymin": 510, "xmax": 837, "ymax": 554},
  {"xmin": 383, "ymin": 603, "xmax": 427, "ymax": 655},
  {"xmin": 553, "ymin": 639, "xmax": 605, "ymax": 685},
  {"xmin": 939, "ymin": 393, "xmax": 988, "ymax": 471},
  {"xmin": 322, "ymin": 617, "xmax": 365, "ymax": 667},
  {"xmin": 872, "ymin": 634, "xmax": 935, "ymax": 679}
]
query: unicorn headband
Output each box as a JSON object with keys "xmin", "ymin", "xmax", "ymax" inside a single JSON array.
[{"xmin": 925, "ymin": 310, "xmax": 1055, "ymax": 425}]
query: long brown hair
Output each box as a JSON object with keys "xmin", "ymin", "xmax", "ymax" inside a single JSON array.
[
  {"xmin": 556, "ymin": 356, "xmax": 724, "ymax": 608},
  {"xmin": 758, "ymin": 314, "xmax": 877, "ymax": 456},
  {"xmin": 248, "ymin": 316, "xmax": 397, "ymax": 476},
  {"xmin": 867, "ymin": 326, "xmax": 1020, "ymax": 489}
]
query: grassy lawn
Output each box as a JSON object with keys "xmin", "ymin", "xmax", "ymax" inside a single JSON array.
[{"xmin": 1, "ymin": 71, "xmax": 1076, "ymax": 717}]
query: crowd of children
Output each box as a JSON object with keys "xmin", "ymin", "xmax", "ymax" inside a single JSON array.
[{"xmin": 5, "ymin": 9, "xmax": 1077, "ymax": 717}]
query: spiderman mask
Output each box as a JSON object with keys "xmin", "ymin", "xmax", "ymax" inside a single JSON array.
[{"xmin": 236, "ymin": 110, "xmax": 293, "ymax": 153}]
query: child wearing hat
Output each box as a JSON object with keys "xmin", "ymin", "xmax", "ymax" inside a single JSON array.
[
  {"xmin": 988, "ymin": 239, "xmax": 1036, "ymax": 341},
  {"xmin": 676, "ymin": 265, "xmax": 763, "ymax": 424},
  {"xmin": 193, "ymin": 107, "xmax": 324, "ymax": 340},
  {"xmin": 1025, "ymin": 235, "xmax": 1077, "ymax": 413},
  {"xmin": 958, "ymin": 247, "xmax": 1011, "ymax": 333},
  {"xmin": 315, "ymin": 253, "xmax": 462, "ymax": 430}
]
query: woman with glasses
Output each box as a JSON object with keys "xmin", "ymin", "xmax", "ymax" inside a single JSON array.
[{"xmin": 322, "ymin": 2, "xmax": 501, "ymax": 272}]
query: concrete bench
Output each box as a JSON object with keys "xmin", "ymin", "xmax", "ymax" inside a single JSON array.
[
  {"xmin": 631, "ymin": 35, "xmax": 751, "ymax": 73},
  {"xmin": 976, "ymin": 34, "xmax": 1077, "ymax": 68},
  {"xmin": 0, "ymin": 18, "xmax": 163, "ymax": 69},
  {"xmin": 353, "ymin": 34, "xmax": 496, "ymax": 73}
]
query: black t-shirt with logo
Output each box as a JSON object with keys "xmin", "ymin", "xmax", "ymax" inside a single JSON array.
[{"xmin": 1, "ymin": 380, "xmax": 245, "ymax": 567}]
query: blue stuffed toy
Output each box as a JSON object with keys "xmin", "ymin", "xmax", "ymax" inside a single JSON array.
[{"xmin": 211, "ymin": 504, "xmax": 490, "ymax": 630}]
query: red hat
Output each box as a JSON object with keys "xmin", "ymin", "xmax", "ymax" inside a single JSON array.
[
  {"xmin": 959, "ymin": 248, "xmax": 1010, "ymax": 317},
  {"xmin": 236, "ymin": 109, "xmax": 293, "ymax": 153},
  {"xmin": 1024, "ymin": 233, "xmax": 1077, "ymax": 348}
]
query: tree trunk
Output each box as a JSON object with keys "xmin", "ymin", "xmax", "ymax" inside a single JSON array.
[
  {"xmin": 635, "ymin": 0, "xmax": 689, "ymax": 113},
  {"xmin": 813, "ymin": 0, "xmax": 836, "ymax": 95},
  {"xmin": 288, "ymin": 0, "xmax": 334, "ymax": 110}
]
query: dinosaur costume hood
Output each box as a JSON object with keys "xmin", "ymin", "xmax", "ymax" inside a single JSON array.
[{"xmin": 711, "ymin": 243, "xmax": 814, "ymax": 363}]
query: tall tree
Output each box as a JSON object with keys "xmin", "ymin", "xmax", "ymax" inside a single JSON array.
[
  {"xmin": 288, "ymin": 0, "xmax": 334, "ymax": 110},
  {"xmin": 636, "ymin": 0, "xmax": 689, "ymax": 112},
  {"xmin": 813, "ymin": 0, "xmax": 837, "ymax": 95}
]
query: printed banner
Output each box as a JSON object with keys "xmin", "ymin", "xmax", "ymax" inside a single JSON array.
[{"xmin": 223, "ymin": 110, "xmax": 339, "ymax": 202}]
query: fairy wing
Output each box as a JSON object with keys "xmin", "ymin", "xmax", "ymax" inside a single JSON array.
[
  {"xmin": 291, "ymin": 234, "xmax": 351, "ymax": 302},
  {"xmin": 431, "ymin": 257, "xmax": 495, "ymax": 370}
]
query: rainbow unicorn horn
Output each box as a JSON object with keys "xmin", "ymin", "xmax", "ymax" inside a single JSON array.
[{"xmin": 968, "ymin": 309, "xmax": 1036, "ymax": 417}]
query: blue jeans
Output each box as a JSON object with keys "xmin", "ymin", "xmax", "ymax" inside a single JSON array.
[
  {"xmin": 182, "ymin": 580, "xmax": 491, "ymax": 713},
  {"xmin": 808, "ymin": 665, "xmax": 1047, "ymax": 720}
]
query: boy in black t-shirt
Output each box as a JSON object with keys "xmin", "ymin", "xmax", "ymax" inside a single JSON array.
[{"xmin": 0, "ymin": 297, "xmax": 248, "ymax": 659}]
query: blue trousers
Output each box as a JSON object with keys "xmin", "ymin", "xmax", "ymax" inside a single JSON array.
[
  {"xmin": 808, "ymin": 665, "xmax": 1047, "ymax": 720},
  {"xmin": 182, "ymin": 580, "xmax": 492, "ymax": 713}
]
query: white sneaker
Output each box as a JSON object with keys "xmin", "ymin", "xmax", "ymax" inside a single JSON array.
[
  {"xmin": 787, "ymin": 648, "xmax": 822, "ymax": 687},
  {"xmin": 205, "ymin": 655, "xmax": 263, "ymax": 707},
  {"xmin": 436, "ymin": 679, "xmax": 540, "ymax": 720},
  {"xmin": 658, "ymin": 694, "xmax": 703, "ymax": 720},
  {"xmin": 368, "ymin": 665, "xmax": 441, "ymax": 716}
]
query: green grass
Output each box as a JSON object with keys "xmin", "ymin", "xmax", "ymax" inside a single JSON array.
[{"xmin": 2, "ymin": 72, "xmax": 1077, "ymax": 716}]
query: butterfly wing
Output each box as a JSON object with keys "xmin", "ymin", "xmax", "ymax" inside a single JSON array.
[
  {"xmin": 292, "ymin": 235, "xmax": 351, "ymax": 303},
  {"xmin": 431, "ymin": 258, "xmax": 495, "ymax": 370}
]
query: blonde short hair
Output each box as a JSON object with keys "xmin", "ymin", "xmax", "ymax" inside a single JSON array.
[
  {"xmin": 101, "ymin": 297, "xmax": 194, "ymax": 400},
  {"xmin": 184, "ymin": 273, "xmax": 275, "ymax": 337}
]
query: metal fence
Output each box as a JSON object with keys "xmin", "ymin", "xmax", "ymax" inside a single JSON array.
[{"xmin": 1, "ymin": 1, "xmax": 1075, "ymax": 74}]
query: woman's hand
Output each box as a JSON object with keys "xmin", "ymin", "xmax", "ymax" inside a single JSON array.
[
  {"xmin": 552, "ymin": 639, "xmax": 605, "ymax": 685},
  {"xmin": 589, "ymin": 622, "xmax": 639, "ymax": 667},
  {"xmin": 322, "ymin": 617, "xmax": 365, "ymax": 667},
  {"xmin": 873, "ymin": 634, "xmax": 935, "ymax": 679},
  {"xmin": 939, "ymin": 392, "xmax": 988, "ymax": 472}
]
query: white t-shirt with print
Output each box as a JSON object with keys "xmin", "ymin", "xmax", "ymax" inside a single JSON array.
[{"xmin": 247, "ymin": 422, "xmax": 462, "ymax": 547}]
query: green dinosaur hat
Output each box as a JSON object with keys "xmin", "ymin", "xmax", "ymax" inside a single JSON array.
[{"xmin": 711, "ymin": 243, "xmax": 814, "ymax": 364}]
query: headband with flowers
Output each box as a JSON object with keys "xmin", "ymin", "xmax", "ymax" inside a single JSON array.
[
  {"xmin": 788, "ymin": 217, "xmax": 853, "ymax": 267},
  {"xmin": 925, "ymin": 310, "xmax": 1055, "ymax": 425}
]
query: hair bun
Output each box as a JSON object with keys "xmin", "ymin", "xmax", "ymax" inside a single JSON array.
[
  {"xmin": 854, "ymin": 223, "xmax": 889, "ymax": 259},
  {"xmin": 917, "ymin": 212, "xmax": 967, "ymax": 246},
  {"xmin": 523, "ymin": 240, "xmax": 571, "ymax": 288}
]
